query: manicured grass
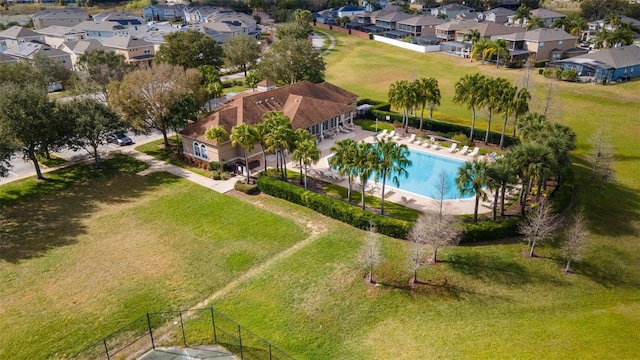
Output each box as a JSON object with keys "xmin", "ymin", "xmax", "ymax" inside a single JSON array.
[
  {"xmin": 37, "ymin": 154, "xmax": 68, "ymax": 168},
  {"xmin": 354, "ymin": 119, "xmax": 394, "ymax": 133},
  {"xmin": 136, "ymin": 137, "xmax": 212, "ymax": 177},
  {"xmin": 0, "ymin": 157, "xmax": 306, "ymax": 359},
  {"xmin": 324, "ymin": 183, "xmax": 420, "ymax": 221}
]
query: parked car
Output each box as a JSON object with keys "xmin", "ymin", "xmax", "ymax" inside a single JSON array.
[{"xmin": 107, "ymin": 132, "xmax": 133, "ymax": 146}]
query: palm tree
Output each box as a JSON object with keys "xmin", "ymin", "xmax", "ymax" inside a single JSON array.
[
  {"xmin": 260, "ymin": 111, "xmax": 290, "ymax": 173},
  {"xmin": 463, "ymin": 29, "xmax": 481, "ymax": 46},
  {"xmin": 292, "ymin": 136, "xmax": 319, "ymax": 189},
  {"xmin": 496, "ymin": 82, "xmax": 516, "ymax": 149},
  {"xmin": 594, "ymin": 28, "xmax": 610, "ymax": 49},
  {"xmin": 270, "ymin": 123, "xmax": 294, "ymax": 181},
  {"xmin": 507, "ymin": 143, "xmax": 556, "ymax": 215},
  {"xmin": 204, "ymin": 125, "xmax": 228, "ymax": 177},
  {"xmin": 374, "ymin": 138, "xmax": 412, "ymax": 215},
  {"xmin": 518, "ymin": 112, "xmax": 546, "ymax": 143},
  {"xmin": 551, "ymin": 17, "xmax": 571, "ymax": 32},
  {"xmin": 511, "ymin": 88, "xmax": 531, "ymax": 138},
  {"xmin": 353, "ymin": 142, "xmax": 378, "ymax": 210},
  {"xmin": 483, "ymin": 39, "xmax": 509, "ymax": 68},
  {"xmin": 293, "ymin": 128, "xmax": 314, "ymax": 183},
  {"xmin": 526, "ymin": 16, "xmax": 546, "ymax": 30},
  {"xmin": 608, "ymin": 27, "xmax": 635, "ymax": 47},
  {"xmin": 482, "ymin": 77, "xmax": 508, "ymax": 145},
  {"xmin": 487, "ymin": 158, "xmax": 517, "ymax": 219},
  {"xmin": 567, "ymin": 16, "xmax": 588, "ymax": 37},
  {"xmin": 245, "ymin": 73, "xmax": 259, "ymax": 92},
  {"xmin": 453, "ymin": 73, "xmax": 486, "ymax": 142},
  {"xmin": 207, "ymin": 81, "xmax": 224, "ymax": 110},
  {"xmin": 470, "ymin": 38, "xmax": 491, "ymax": 64},
  {"xmin": 456, "ymin": 159, "xmax": 489, "ymax": 222},
  {"xmin": 388, "ymin": 80, "xmax": 416, "ymax": 131},
  {"xmin": 513, "ymin": 5, "xmax": 531, "ymax": 26},
  {"xmin": 413, "ymin": 77, "xmax": 440, "ymax": 131},
  {"xmin": 230, "ymin": 123, "xmax": 258, "ymax": 183},
  {"xmin": 330, "ymin": 138, "xmax": 358, "ymax": 202}
]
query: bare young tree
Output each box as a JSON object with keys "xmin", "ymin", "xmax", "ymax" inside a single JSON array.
[
  {"xmin": 587, "ymin": 122, "xmax": 615, "ymax": 182},
  {"xmin": 359, "ymin": 223, "xmax": 383, "ymax": 284},
  {"xmin": 519, "ymin": 54, "xmax": 535, "ymax": 92},
  {"xmin": 542, "ymin": 78, "xmax": 555, "ymax": 118},
  {"xmin": 407, "ymin": 225, "xmax": 427, "ymax": 284},
  {"xmin": 561, "ymin": 210, "xmax": 589, "ymax": 273},
  {"xmin": 411, "ymin": 211, "xmax": 462, "ymax": 266},
  {"xmin": 518, "ymin": 200, "xmax": 557, "ymax": 258},
  {"xmin": 432, "ymin": 170, "xmax": 451, "ymax": 217}
]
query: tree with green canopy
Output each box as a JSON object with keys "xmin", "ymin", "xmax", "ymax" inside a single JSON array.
[
  {"xmin": 456, "ymin": 159, "xmax": 489, "ymax": 222},
  {"xmin": 453, "ymin": 73, "xmax": 486, "ymax": 141},
  {"xmin": 257, "ymin": 35, "xmax": 325, "ymax": 84},
  {"xmin": 223, "ymin": 34, "xmax": 261, "ymax": 76},
  {"xmin": 205, "ymin": 125, "xmax": 229, "ymax": 177},
  {"xmin": 373, "ymin": 138, "xmax": 412, "ymax": 215},
  {"xmin": 75, "ymin": 49, "xmax": 131, "ymax": 101},
  {"xmin": 155, "ymin": 30, "xmax": 224, "ymax": 69},
  {"xmin": 329, "ymin": 138, "xmax": 358, "ymax": 202},
  {"xmin": 292, "ymin": 132, "xmax": 320, "ymax": 189},
  {"xmin": 230, "ymin": 123, "xmax": 259, "ymax": 183}
]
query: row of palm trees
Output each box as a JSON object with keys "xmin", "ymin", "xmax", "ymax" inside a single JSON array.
[
  {"xmin": 387, "ymin": 77, "xmax": 441, "ymax": 132},
  {"xmin": 205, "ymin": 110, "xmax": 320, "ymax": 187},
  {"xmin": 453, "ymin": 73, "xmax": 530, "ymax": 148},
  {"xmin": 456, "ymin": 112, "xmax": 576, "ymax": 222},
  {"xmin": 329, "ymin": 138, "xmax": 411, "ymax": 215}
]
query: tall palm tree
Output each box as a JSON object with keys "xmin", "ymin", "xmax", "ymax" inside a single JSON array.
[
  {"xmin": 453, "ymin": 73, "xmax": 486, "ymax": 142},
  {"xmin": 487, "ymin": 158, "xmax": 517, "ymax": 219},
  {"xmin": 608, "ymin": 26, "xmax": 635, "ymax": 47},
  {"xmin": 567, "ymin": 16, "xmax": 588, "ymax": 37},
  {"xmin": 463, "ymin": 29, "xmax": 481, "ymax": 45},
  {"xmin": 456, "ymin": 159, "xmax": 488, "ymax": 222},
  {"xmin": 511, "ymin": 88, "xmax": 531, "ymax": 138},
  {"xmin": 413, "ymin": 77, "xmax": 440, "ymax": 131},
  {"xmin": 513, "ymin": 5, "xmax": 531, "ymax": 26},
  {"xmin": 484, "ymin": 39, "xmax": 509, "ymax": 68},
  {"xmin": 293, "ymin": 128, "xmax": 314, "ymax": 183},
  {"xmin": 269, "ymin": 123, "xmax": 294, "ymax": 181},
  {"xmin": 330, "ymin": 138, "xmax": 358, "ymax": 202},
  {"xmin": 353, "ymin": 142, "xmax": 378, "ymax": 210},
  {"xmin": 292, "ymin": 137, "xmax": 319, "ymax": 189},
  {"xmin": 204, "ymin": 125, "xmax": 228, "ymax": 177},
  {"xmin": 388, "ymin": 80, "xmax": 416, "ymax": 131},
  {"xmin": 470, "ymin": 38, "xmax": 491, "ymax": 64},
  {"xmin": 496, "ymin": 82, "xmax": 516, "ymax": 149},
  {"xmin": 374, "ymin": 138, "xmax": 412, "ymax": 215},
  {"xmin": 482, "ymin": 77, "xmax": 508, "ymax": 145},
  {"xmin": 230, "ymin": 123, "xmax": 258, "ymax": 183},
  {"xmin": 507, "ymin": 143, "xmax": 556, "ymax": 215},
  {"xmin": 426, "ymin": 79, "xmax": 441, "ymax": 120},
  {"xmin": 261, "ymin": 111, "xmax": 290, "ymax": 173},
  {"xmin": 526, "ymin": 16, "xmax": 546, "ymax": 30},
  {"xmin": 518, "ymin": 112, "xmax": 546, "ymax": 143},
  {"xmin": 551, "ymin": 17, "xmax": 571, "ymax": 32}
]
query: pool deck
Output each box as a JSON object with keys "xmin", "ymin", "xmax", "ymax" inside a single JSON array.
[{"xmin": 301, "ymin": 127, "xmax": 492, "ymax": 216}]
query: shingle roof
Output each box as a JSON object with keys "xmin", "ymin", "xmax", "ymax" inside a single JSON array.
[
  {"xmin": 0, "ymin": 26, "xmax": 41, "ymax": 39},
  {"xmin": 499, "ymin": 28, "xmax": 576, "ymax": 42},
  {"xmin": 436, "ymin": 19, "xmax": 478, "ymax": 31},
  {"xmin": 5, "ymin": 42, "xmax": 69, "ymax": 58},
  {"xmin": 561, "ymin": 46, "xmax": 640, "ymax": 69},
  {"xmin": 75, "ymin": 21, "xmax": 126, "ymax": 32},
  {"xmin": 441, "ymin": 3, "xmax": 474, "ymax": 11},
  {"xmin": 60, "ymin": 39, "xmax": 105, "ymax": 54},
  {"xmin": 180, "ymin": 81, "xmax": 357, "ymax": 142},
  {"xmin": 375, "ymin": 11, "xmax": 414, "ymax": 22},
  {"xmin": 397, "ymin": 15, "xmax": 445, "ymax": 27},
  {"xmin": 481, "ymin": 7, "xmax": 515, "ymax": 17},
  {"xmin": 32, "ymin": 8, "xmax": 88, "ymax": 20},
  {"xmin": 465, "ymin": 21, "xmax": 524, "ymax": 37},
  {"xmin": 36, "ymin": 25, "xmax": 84, "ymax": 36},
  {"xmin": 0, "ymin": 53, "xmax": 18, "ymax": 63},
  {"xmin": 102, "ymin": 35, "xmax": 152, "ymax": 49}
]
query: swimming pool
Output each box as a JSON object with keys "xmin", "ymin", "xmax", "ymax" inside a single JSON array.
[{"xmin": 372, "ymin": 149, "xmax": 472, "ymax": 200}]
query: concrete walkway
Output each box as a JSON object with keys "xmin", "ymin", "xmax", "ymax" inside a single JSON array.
[{"xmin": 313, "ymin": 29, "xmax": 336, "ymax": 56}]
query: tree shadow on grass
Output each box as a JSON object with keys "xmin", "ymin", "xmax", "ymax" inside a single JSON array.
[
  {"xmin": 570, "ymin": 245, "xmax": 640, "ymax": 289},
  {"xmin": 0, "ymin": 157, "xmax": 180, "ymax": 263},
  {"xmin": 445, "ymin": 251, "xmax": 542, "ymax": 287}
]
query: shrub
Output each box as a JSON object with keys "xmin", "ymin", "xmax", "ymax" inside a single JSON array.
[
  {"xmin": 550, "ymin": 167, "xmax": 574, "ymax": 214},
  {"xmin": 535, "ymin": 60, "xmax": 547, "ymax": 68},
  {"xmin": 461, "ymin": 218, "xmax": 522, "ymax": 243},
  {"xmin": 561, "ymin": 69, "xmax": 578, "ymax": 82},
  {"xmin": 392, "ymin": 120, "xmax": 403, "ymax": 128},
  {"xmin": 235, "ymin": 180, "xmax": 260, "ymax": 195},
  {"xmin": 451, "ymin": 133, "xmax": 472, "ymax": 146},
  {"xmin": 257, "ymin": 176, "xmax": 412, "ymax": 239}
]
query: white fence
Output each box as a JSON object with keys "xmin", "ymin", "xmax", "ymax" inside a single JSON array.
[{"xmin": 372, "ymin": 35, "xmax": 441, "ymax": 53}]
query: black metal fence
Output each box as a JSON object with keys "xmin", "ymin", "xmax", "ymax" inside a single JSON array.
[{"xmin": 69, "ymin": 307, "xmax": 295, "ymax": 360}]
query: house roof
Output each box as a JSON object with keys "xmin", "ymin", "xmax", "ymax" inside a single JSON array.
[
  {"xmin": 102, "ymin": 35, "xmax": 152, "ymax": 49},
  {"xmin": 436, "ymin": 19, "xmax": 478, "ymax": 31},
  {"xmin": 529, "ymin": 8, "xmax": 565, "ymax": 19},
  {"xmin": 5, "ymin": 41, "xmax": 69, "ymax": 59},
  {"xmin": 36, "ymin": 25, "xmax": 84, "ymax": 37},
  {"xmin": 465, "ymin": 21, "xmax": 524, "ymax": 37},
  {"xmin": 620, "ymin": 16, "xmax": 640, "ymax": 27},
  {"xmin": 555, "ymin": 46, "xmax": 640, "ymax": 69},
  {"xmin": 375, "ymin": 11, "xmax": 414, "ymax": 22},
  {"xmin": 60, "ymin": 39, "xmax": 105, "ymax": 54},
  {"xmin": 32, "ymin": 8, "xmax": 88, "ymax": 20},
  {"xmin": 0, "ymin": 26, "xmax": 41, "ymax": 39},
  {"xmin": 481, "ymin": 7, "xmax": 515, "ymax": 17},
  {"xmin": 500, "ymin": 28, "xmax": 576, "ymax": 42},
  {"xmin": 0, "ymin": 53, "xmax": 18, "ymax": 63},
  {"xmin": 397, "ymin": 15, "xmax": 445, "ymax": 27},
  {"xmin": 76, "ymin": 21, "xmax": 126, "ymax": 32},
  {"xmin": 180, "ymin": 81, "xmax": 357, "ymax": 142},
  {"xmin": 438, "ymin": 3, "xmax": 474, "ymax": 11}
]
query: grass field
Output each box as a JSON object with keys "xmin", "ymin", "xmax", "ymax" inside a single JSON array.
[{"xmin": 1, "ymin": 30, "xmax": 639, "ymax": 359}]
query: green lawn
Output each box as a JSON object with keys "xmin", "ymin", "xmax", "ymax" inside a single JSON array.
[
  {"xmin": 136, "ymin": 137, "xmax": 213, "ymax": 177},
  {"xmin": 0, "ymin": 156, "xmax": 306, "ymax": 359}
]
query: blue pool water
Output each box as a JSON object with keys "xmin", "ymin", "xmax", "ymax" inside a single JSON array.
[{"xmin": 372, "ymin": 149, "xmax": 472, "ymax": 200}]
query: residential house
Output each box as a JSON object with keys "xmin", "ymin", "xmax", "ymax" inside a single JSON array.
[
  {"xmin": 435, "ymin": 19, "xmax": 477, "ymax": 42},
  {"xmin": 0, "ymin": 26, "xmax": 44, "ymax": 51},
  {"xmin": 75, "ymin": 21, "xmax": 129, "ymax": 40},
  {"xmin": 4, "ymin": 42, "xmax": 72, "ymax": 69},
  {"xmin": 183, "ymin": 6, "xmax": 222, "ymax": 24},
  {"xmin": 509, "ymin": 8, "xmax": 565, "ymax": 28},
  {"xmin": 196, "ymin": 23, "xmax": 236, "ymax": 43},
  {"xmin": 430, "ymin": 3, "xmax": 475, "ymax": 20},
  {"xmin": 36, "ymin": 26, "xmax": 86, "ymax": 48},
  {"xmin": 92, "ymin": 12, "xmax": 146, "ymax": 38},
  {"xmin": 58, "ymin": 39, "xmax": 104, "ymax": 68},
  {"xmin": 497, "ymin": 28, "xmax": 579, "ymax": 62},
  {"xmin": 204, "ymin": 11, "xmax": 259, "ymax": 39},
  {"xmin": 31, "ymin": 8, "xmax": 89, "ymax": 30},
  {"xmin": 498, "ymin": 0, "xmax": 521, "ymax": 11},
  {"xmin": 477, "ymin": 7, "xmax": 515, "ymax": 24},
  {"xmin": 102, "ymin": 35, "xmax": 155, "ymax": 66},
  {"xmin": 142, "ymin": 5, "xmax": 187, "ymax": 22},
  {"xmin": 396, "ymin": 14, "xmax": 445, "ymax": 38},
  {"xmin": 179, "ymin": 81, "xmax": 357, "ymax": 171},
  {"xmin": 455, "ymin": 21, "xmax": 525, "ymax": 42},
  {"xmin": 547, "ymin": 46, "xmax": 640, "ymax": 82},
  {"xmin": 375, "ymin": 11, "xmax": 414, "ymax": 31},
  {"xmin": 0, "ymin": 53, "xmax": 18, "ymax": 64}
]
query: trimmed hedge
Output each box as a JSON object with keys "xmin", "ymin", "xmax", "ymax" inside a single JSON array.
[
  {"xmin": 362, "ymin": 102, "xmax": 519, "ymax": 147},
  {"xmin": 461, "ymin": 217, "xmax": 522, "ymax": 243},
  {"xmin": 257, "ymin": 176, "xmax": 412, "ymax": 239},
  {"xmin": 235, "ymin": 181, "xmax": 260, "ymax": 195}
]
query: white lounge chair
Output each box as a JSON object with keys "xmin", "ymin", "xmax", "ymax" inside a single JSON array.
[
  {"xmin": 407, "ymin": 134, "xmax": 416, "ymax": 143},
  {"xmin": 432, "ymin": 143, "xmax": 440, "ymax": 150},
  {"xmin": 392, "ymin": 132, "xmax": 401, "ymax": 141},
  {"xmin": 414, "ymin": 138, "xmax": 423, "ymax": 146},
  {"xmin": 375, "ymin": 129, "xmax": 388, "ymax": 139},
  {"xmin": 468, "ymin": 147, "xmax": 480, "ymax": 157},
  {"xmin": 338, "ymin": 125, "xmax": 350, "ymax": 133},
  {"xmin": 421, "ymin": 141, "xmax": 430, "ymax": 148},
  {"xmin": 385, "ymin": 130, "xmax": 396, "ymax": 139},
  {"xmin": 447, "ymin": 143, "xmax": 458, "ymax": 153},
  {"xmin": 458, "ymin": 145, "xmax": 469, "ymax": 155},
  {"xmin": 402, "ymin": 196, "xmax": 414, "ymax": 203}
]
